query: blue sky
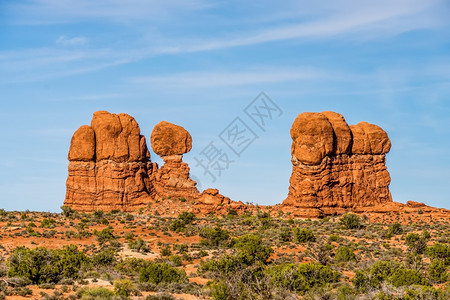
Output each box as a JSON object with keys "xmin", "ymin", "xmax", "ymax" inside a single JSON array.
[{"xmin": 1, "ymin": 0, "xmax": 449, "ymax": 212}]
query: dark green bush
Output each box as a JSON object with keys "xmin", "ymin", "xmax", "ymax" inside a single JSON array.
[
  {"xmin": 129, "ymin": 238, "xmax": 150, "ymax": 253},
  {"xmin": 40, "ymin": 218, "xmax": 56, "ymax": 228},
  {"xmin": 390, "ymin": 268, "xmax": 427, "ymax": 287},
  {"xmin": 293, "ymin": 228, "xmax": 315, "ymax": 243},
  {"xmin": 353, "ymin": 260, "xmax": 403, "ymax": 290},
  {"xmin": 405, "ymin": 232, "xmax": 430, "ymax": 254},
  {"xmin": 8, "ymin": 245, "xmax": 88, "ymax": 284},
  {"xmin": 279, "ymin": 226, "xmax": 292, "ymax": 242},
  {"xmin": 339, "ymin": 214, "xmax": 361, "ymax": 229},
  {"xmin": 428, "ymin": 259, "xmax": 448, "ymax": 283},
  {"xmin": 199, "ymin": 254, "xmax": 242, "ymax": 274},
  {"xmin": 427, "ymin": 243, "xmax": 450, "ymax": 265},
  {"xmin": 169, "ymin": 212, "xmax": 196, "ymax": 232},
  {"xmin": 267, "ymin": 262, "xmax": 341, "ymax": 292},
  {"xmin": 92, "ymin": 248, "xmax": 116, "ymax": 267},
  {"xmin": 387, "ymin": 222, "xmax": 403, "ymax": 236},
  {"xmin": 232, "ymin": 234, "xmax": 273, "ymax": 265},
  {"xmin": 210, "ymin": 281, "xmax": 231, "ymax": 300},
  {"xmin": 199, "ymin": 226, "xmax": 230, "ymax": 247},
  {"xmin": 60, "ymin": 206, "xmax": 75, "ymax": 218},
  {"xmin": 76, "ymin": 287, "xmax": 114, "ymax": 299},
  {"xmin": 335, "ymin": 246, "xmax": 356, "ymax": 262},
  {"xmin": 114, "ymin": 278, "xmax": 137, "ymax": 298},
  {"xmin": 139, "ymin": 262, "xmax": 187, "ymax": 284},
  {"xmin": 94, "ymin": 227, "xmax": 116, "ymax": 244}
]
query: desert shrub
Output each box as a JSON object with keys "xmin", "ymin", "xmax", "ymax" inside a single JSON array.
[
  {"xmin": 403, "ymin": 286, "xmax": 448, "ymax": 300},
  {"xmin": 293, "ymin": 228, "xmax": 315, "ymax": 243},
  {"xmin": 92, "ymin": 248, "xmax": 116, "ymax": 267},
  {"xmin": 335, "ymin": 246, "xmax": 356, "ymax": 262},
  {"xmin": 227, "ymin": 209, "xmax": 238, "ymax": 217},
  {"xmin": 339, "ymin": 214, "xmax": 361, "ymax": 229},
  {"xmin": 14, "ymin": 286, "xmax": 32, "ymax": 296},
  {"xmin": 116, "ymin": 258, "xmax": 149, "ymax": 276},
  {"xmin": 405, "ymin": 252, "xmax": 424, "ymax": 270},
  {"xmin": 257, "ymin": 211, "xmax": 274, "ymax": 229},
  {"xmin": 169, "ymin": 212, "xmax": 196, "ymax": 232},
  {"xmin": 353, "ymin": 260, "xmax": 403, "ymax": 290},
  {"xmin": 93, "ymin": 210, "xmax": 104, "ymax": 220},
  {"xmin": 427, "ymin": 243, "xmax": 450, "ymax": 265},
  {"xmin": 40, "ymin": 218, "xmax": 56, "ymax": 228},
  {"xmin": 428, "ymin": 259, "xmax": 448, "ymax": 283},
  {"xmin": 307, "ymin": 243, "xmax": 333, "ymax": 266},
  {"xmin": 336, "ymin": 284, "xmax": 356, "ymax": 300},
  {"xmin": 199, "ymin": 226, "xmax": 230, "ymax": 247},
  {"xmin": 114, "ymin": 278, "xmax": 138, "ymax": 298},
  {"xmin": 405, "ymin": 231, "xmax": 430, "ymax": 254},
  {"xmin": 160, "ymin": 245, "xmax": 172, "ymax": 257},
  {"xmin": 76, "ymin": 287, "xmax": 114, "ymax": 299},
  {"xmin": 328, "ymin": 234, "xmax": 341, "ymax": 243},
  {"xmin": 386, "ymin": 222, "xmax": 403, "ymax": 238},
  {"xmin": 139, "ymin": 262, "xmax": 187, "ymax": 284},
  {"xmin": 279, "ymin": 226, "xmax": 292, "ymax": 242},
  {"xmin": 210, "ymin": 281, "xmax": 230, "ymax": 300},
  {"xmin": 390, "ymin": 268, "xmax": 427, "ymax": 287},
  {"xmin": 199, "ymin": 254, "xmax": 242, "ymax": 274},
  {"xmin": 39, "ymin": 282, "xmax": 55, "ymax": 289},
  {"xmin": 94, "ymin": 227, "xmax": 116, "ymax": 244},
  {"xmin": 173, "ymin": 243, "xmax": 188, "ymax": 254},
  {"xmin": 232, "ymin": 234, "xmax": 273, "ymax": 265},
  {"xmin": 129, "ymin": 238, "xmax": 150, "ymax": 253},
  {"xmin": 146, "ymin": 293, "xmax": 176, "ymax": 300},
  {"xmin": 267, "ymin": 262, "xmax": 341, "ymax": 292},
  {"xmin": 8, "ymin": 245, "xmax": 88, "ymax": 284},
  {"xmin": 61, "ymin": 206, "xmax": 75, "ymax": 218}
]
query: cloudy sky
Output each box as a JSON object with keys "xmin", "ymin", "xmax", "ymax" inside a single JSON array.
[{"xmin": 1, "ymin": 0, "xmax": 449, "ymax": 211}]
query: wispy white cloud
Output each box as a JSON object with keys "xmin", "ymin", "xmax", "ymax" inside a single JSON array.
[
  {"xmin": 7, "ymin": 0, "xmax": 212, "ymax": 24},
  {"xmin": 1, "ymin": 0, "xmax": 448, "ymax": 83},
  {"xmin": 128, "ymin": 69, "xmax": 325, "ymax": 88},
  {"xmin": 156, "ymin": 0, "xmax": 444, "ymax": 54},
  {"xmin": 55, "ymin": 35, "xmax": 88, "ymax": 46}
]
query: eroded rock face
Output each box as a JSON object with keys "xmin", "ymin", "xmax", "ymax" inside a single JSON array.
[
  {"xmin": 150, "ymin": 121, "xmax": 199, "ymax": 201},
  {"xmin": 283, "ymin": 111, "xmax": 392, "ymax": 217},
  {"xmin": 151, "ymin": 121, "xmax": 192, "ymax": 157},
  {"xmin": 64, "ymin": 111, "xmax": 155, "ymax": 212},
  {"xmin": 65, "ymin": 113, "xmax": 240, "ymax": 213}
]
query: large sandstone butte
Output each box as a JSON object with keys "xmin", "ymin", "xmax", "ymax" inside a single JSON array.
[
  {"xmin": 282, "ymin": 111, "xmax": 392, "ymax": 217},
  {"xmin": 65, "ymin": 111, "xmax": 156, "ymax": 212},
  {"xmin": 64, "ymin": 111, "xmax": 244, "ymax": 213}
]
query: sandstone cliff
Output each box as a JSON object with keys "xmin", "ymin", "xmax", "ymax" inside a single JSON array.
[
  {"xmin": 65, "ymin": 111, "xmax": 155, "ymax": 212},
  {"xmin": 64, "ymin": 112, "xmax": 243, "ymax": 213},
  {"xmin": 282, "ymin": 111, "xmax": 392, "ymax": 217}
]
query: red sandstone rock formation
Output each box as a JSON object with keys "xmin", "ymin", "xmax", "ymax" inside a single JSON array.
[
  {"xmin": 282, "ymin": 111, "xmax": 392, "ymax": 217},
  {"xmin": 65, "ymin": 111, "xmax": 155, "ymax": 212},
  {"xmin": 65, "ymin": 112, "xmax": 243, "ymax": 213},
  {"xmin": 150, "ymin": 121, "xmax": 200, "ymax": 200}
]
